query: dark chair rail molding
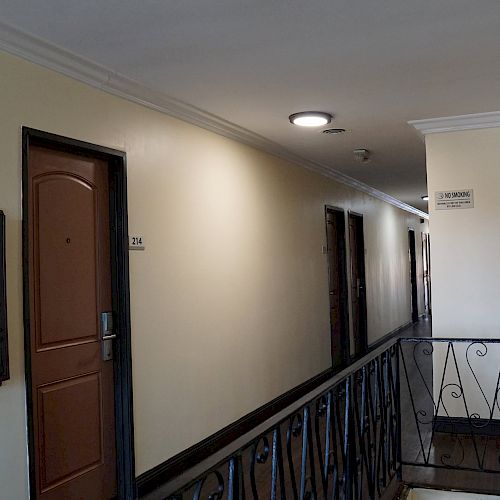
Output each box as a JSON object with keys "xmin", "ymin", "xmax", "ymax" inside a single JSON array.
[
  {"xmin": 136, "ymin": 368, "xmax": 335, "ymax": 497},
  {"xmin": 140, "ymin": 337, "xmax": 500, "ymax": 500},
  {"xmin": 151, "ymin": 342, "xmax": 400, "ymax": 500},
  {"xmin": 136, "ymin": 321, "xmax": 414, "ymax": 497}
]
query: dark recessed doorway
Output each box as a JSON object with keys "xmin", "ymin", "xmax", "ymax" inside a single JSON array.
[
  {"xmin": 325, "ymin": 206, "xmax": 350, "ymax": 370},
  {"xmin": 408, "ymin": 229, "xmax": 419, "ymax": 323},
  {"xmin": 348, "ymin": 212, "xmax": 368, "ymax": 358}
]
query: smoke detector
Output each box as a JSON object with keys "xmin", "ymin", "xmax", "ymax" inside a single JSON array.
[{"xmin": 353, "ymin": 148, "xmax": 371, "ymax": 163}]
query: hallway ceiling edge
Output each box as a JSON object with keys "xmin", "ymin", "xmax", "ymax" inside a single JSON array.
[{"xmin": 0, "ymin": 21, "xmax": 428, "ymax": 219}]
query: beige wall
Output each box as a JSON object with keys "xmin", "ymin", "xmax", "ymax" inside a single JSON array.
[
  {"xmin": 426, "ymin": 127, "xmax": 500, "ymax": 339},
  {"xmin": 0, "ymin": 51, "xmax": 425, "ymax": 498},
  {"xmin": 426, "ymin": 127, "xmax": 500, "ymax": 417}
]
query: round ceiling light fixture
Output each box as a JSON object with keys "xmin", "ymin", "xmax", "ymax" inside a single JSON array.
[
  {"xmin": 421, "ymin": 195, "xmax": 429, "ymax": 201},
  {"xmin": 289, "ymin": 111, "xmax": 332, "ymax": 127}
]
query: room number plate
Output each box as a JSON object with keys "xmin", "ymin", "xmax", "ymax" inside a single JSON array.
[{"xmin": 129, "ymin": 235, "xmax": 145, "ymax": 250}]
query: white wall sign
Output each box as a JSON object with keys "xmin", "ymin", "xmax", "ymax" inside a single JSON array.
[
  {"xmin": 129, "ymin": 235, "xmax": 145, "ymax": 250},
  {"xmin": 435, "ymin": 189, "xmax": 474, "ymax": 210}
]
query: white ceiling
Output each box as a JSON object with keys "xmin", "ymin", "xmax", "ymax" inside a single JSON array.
[{"xmin": 2, "ymin": 1, "xmax": 500, "ymax": 212}]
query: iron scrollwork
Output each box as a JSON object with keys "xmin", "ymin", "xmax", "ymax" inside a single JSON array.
[
  {"xmin": 167, "ymin": 344, "xmax": 401, "ymax": 500},
  {"xmin": 167, "ymin": 338, "xmax": 500, "ymax": 500},
  {"xmin": 400, "ymin": 338, "xmax": 500, "ymax": 474}
]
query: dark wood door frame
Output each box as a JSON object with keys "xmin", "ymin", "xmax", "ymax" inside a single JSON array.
[
  {"xmin": 22, "ymin": 128, "xmax": 135, "ymax": 499},
  {"xmin": 408, "ymin": 228, "xmax": 419, "ymax": 323},
  {"xmin": 324, "ymin": 206, "xmax": 350, "ymax": 370}
]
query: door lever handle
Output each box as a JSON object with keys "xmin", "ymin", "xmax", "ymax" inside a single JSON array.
[{"xmin": 102, "ymin": 333, "xmax": 117, "ymax": 341}]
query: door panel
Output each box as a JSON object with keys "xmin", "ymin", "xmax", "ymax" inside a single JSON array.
[
  {"xmin": 38, "ymin": 373, "xmax": 103, "ymax": 492},
  {"xmin": 34, "ymin": 174, "xmax": 99, "ymax": 349},
  {"xmin": 28, "ymin": 145, "xmax": 117, "ymax": 499}
]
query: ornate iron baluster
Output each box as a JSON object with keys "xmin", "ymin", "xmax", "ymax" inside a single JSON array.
[
  {"xmin": 299, "ymin": 405, "xmax": 318, "ymax": 500},
  {"xmin": 314, "ymin": 393, "xmax": 331, "ymax": 500},
  {"xmin": 449, "ymin": 342, "xmax": 482, "ymax": 469},
  {"xmin": 399, "ymin": 340, "xmax": 430, "ymax": 464},
  {"xmin": 193, "ymin": 471, "xmax": 225, "ymax": 500},
  {"xmin": 228, "ymin": 455, "xmax": 245, "ymax": 500},
  {"xmin": 344, "ymin": 376, "xmax": 354, "ymax": 500},
  {"xmin": 387, "ymin": 346, "xmax": 399, "ymax": 479},
  {"xmin": 332, "ymin": 383, "xmax": 348, "ymax": 499},
  {"xmin": 250, "ymin": 436, "xmax": 270, "ymax": 500},
  {"xmin": 287, "ymin": 412, "xmax": 303, "ymax": 500},
  {"xmin": 270, "ymin": 427, "xmax": 286, "ymax": 500},
  {"xmin": 352, "ymin": 364, "xmax": 371, "ymax": 498}
]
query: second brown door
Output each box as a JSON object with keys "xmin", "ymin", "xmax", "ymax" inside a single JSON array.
[
  {"xmin": 348, "ymin": 213, "xmax": 367, "ymax": 357},
  {"xmin": 325, "ymin": 207, "xmax": 349, "ymax": 369}
]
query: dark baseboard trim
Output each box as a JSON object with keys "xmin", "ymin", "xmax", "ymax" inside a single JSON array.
[
  {"xmin": 434, "ymin": 416, "xmax": 500, "ymax": 436},
  {"xmin": 136, "ymin": 318, "xmax": 418, "ymax": 497},
  {"xmin": 136, "ymin": 366, "xmax": 333, "ymax": 496}
]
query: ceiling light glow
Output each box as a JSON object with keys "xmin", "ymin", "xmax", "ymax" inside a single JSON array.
[{"xmin": 289, "ymin": 111, "xmax": 332, "ymax": 127}]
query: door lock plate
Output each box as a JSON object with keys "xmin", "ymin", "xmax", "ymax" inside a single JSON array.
[{"xmin": 100, "ymin": 312, "xmax": 115, "ymax": 361}]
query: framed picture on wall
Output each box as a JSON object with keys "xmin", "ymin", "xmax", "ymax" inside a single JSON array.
[{"xmin": 0, "ymin": 211, "xmax": 9, "ymax": 384}]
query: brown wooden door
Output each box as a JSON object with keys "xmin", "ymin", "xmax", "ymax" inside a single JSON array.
[
  {"xmin": 28, "ymin": 145, "xmax": 117, "ymax": 499},
  {"xmin": 348, "ymin": 213, "xmax": 367, "ymax": 357},
  {"xmin": 325, "ymin": 208, "xmax": 349, "ymax": 369}
]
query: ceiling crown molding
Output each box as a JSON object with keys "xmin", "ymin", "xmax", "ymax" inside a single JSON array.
[
  {"xmin": 409, "ymin": 111, "xmax": 500, "ymax": 137},
  {"xmin": 0, "ymin": 21, "xmax": 428, "ymax": 219}
]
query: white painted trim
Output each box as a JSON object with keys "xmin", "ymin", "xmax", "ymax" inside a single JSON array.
[
  {"xmin": 0, "ymin": 21, "xmax": 428, "ymax": 219},
  {"xmin": 409, "ymin": 111, "xmax": 500, "ymax": 137}
]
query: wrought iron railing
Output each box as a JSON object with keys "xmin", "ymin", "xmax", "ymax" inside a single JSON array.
[
  {"xmin": 154, "ymin": 338, "xmax": 500, "ymax": 500},
  {"xmin": 161, "ymin": 342, "xmax": 400, "ymax": 500},
  {"xmin": 399, "ymin": 338, "xmax": 500, "ymax": 475}
]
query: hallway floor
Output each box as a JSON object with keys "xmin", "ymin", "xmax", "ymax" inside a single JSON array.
[{"xmin": 396, "ymin": 314, "xmax": 432, "ymax": 340}]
